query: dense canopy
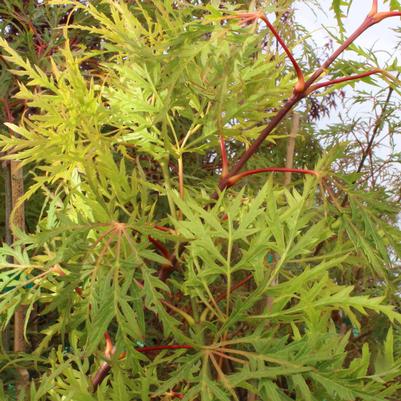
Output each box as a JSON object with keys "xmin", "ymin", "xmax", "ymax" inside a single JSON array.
[{"xmin": 0, "ymin": 1, "xmax": 400, "ymax": 400}]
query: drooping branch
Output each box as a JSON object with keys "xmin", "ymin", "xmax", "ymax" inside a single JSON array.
[
  {"xmin": 215, "ymin": 274, "xmax": 253, "ymax": 303},
  {"xmin": 227, "ymin": 12, "xmax": 305, "ymax": 91},
  {"xmin": 312, "ymin": 79, "xmax": 397, "ymax": 257},
  {"xmin": 91, "ymin": 335, "xmax": 193, "ymax": 392},
  {"xmin": 148, "ymin": 235, "xmax": 180, "ymax": 281},
  {"xmin": 258, "ymin": 14, "xmax": 305, "ymax": 92},
  {"xmin": 148, "ymin": 235, "xmax": 171, "ymax": 261},
  {"xmin": 226, "ymin": 167, "xmax": 319, "ymax": 188}
]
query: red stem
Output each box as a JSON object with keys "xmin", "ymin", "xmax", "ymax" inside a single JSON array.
[
  {"xmin": 218, "ymin": 95, "xmax": 301, "ymax": 190},
  {"xmin": 369, "ymin": 0, "xmax": 378, "ymax": 16},
  {"xmin": 227, "ymin": 167, "xmax": 318, "ymax": 187},
  {"xmin": 154, "ymin": 225, "xmax": 174, "ymax": 233},
  {"xmin": 104, "ymin": 332, "xmax": 114, "ymax": 358},
  {"xmin": 374, "ymin": 11, "xmax": 401, "ymax": 22},
  {"xmin": 307, "ymin": 69, "xmax": 381, "ymax": 94},
  {"xmin": 91, "ymin": 343, "xmax": 193, "ymax": 391},
  {"xmin": 227, "ymin": 12, "xmax": 304, "ymax": 91},
  {"xmin": 148, "ymin": 235, "xmax": 171, "ymax": 260},
  {"xmin": 216, "ymin": 274, "xmax": 253, "ymax": 303},
  {"xmin": 259, "ymin": 15, "xmax": 305, "ymax": 91}
]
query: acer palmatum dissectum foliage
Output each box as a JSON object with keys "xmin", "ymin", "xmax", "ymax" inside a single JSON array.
[{"xmin": 0, "ymin": 1, "xmax": 400, "ymax": 400}]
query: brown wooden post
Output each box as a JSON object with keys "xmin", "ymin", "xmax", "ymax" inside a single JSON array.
[
  {"xmin": 284, "ymin": 112, "xmax": 300, "ymax": 186},
  {"xmin": 1, "ymin": 159, "xmax": 12, "ymax": 354},
  {"xmin": 1, "ymin": 95, "xmax": 30, "ymax": 396},
  {"xmin": 10, "ymin": 160, "xmax": 30, "ymax": 396}
]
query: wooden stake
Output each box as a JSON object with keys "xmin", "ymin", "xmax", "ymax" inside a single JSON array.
[
  {"xmin": 284, "ymin": 113, "xmax": 300, "ymax": 186},
  {"xmin": 10, "ymin": 160, "xmax": 30, "ymax": 395}
]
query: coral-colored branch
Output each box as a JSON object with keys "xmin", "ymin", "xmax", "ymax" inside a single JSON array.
[
  {"xmin": 226, "ymin": 167, "xmax": 318, "ymax": 187},
  {"xmin": 148, "ymin": 235, "xmax": 171, "ymax": 260},
  {"xmin": 220, "ymin": 136, "xmax": 229, "ymax": 178},
  {"xmin": 171, "ymin": 393, "xmax": 185, "ymax": 400},
  {"xmin": 146, "ymin": 235, "xmax": 180, "ymax": 282},
  {"xmin": 158, "ymin": 258, "xmax": 177, "ymax": 281},
  {"xmin": 259, "ymin": 15, "xmax": 305, "ymax": 92},
  {"xmin": 147, "ymin": 233, "xmax": 179, "ymax": 282},
  {"xmin": 227, "ymin": 12, "xmax": 304, "ymax": 92},
  {"xmin": 370, "ymin": 1, "xmax": 401, "ymax": 22},
  {"xmin": 91, "ymin": 338, "xmax": 193, "ymax": 392},
  {"xmin": 374, "ymin": 11, "xmax": 401, "ymax": 22},
  {"xmin": 147, "ymin": 235, "xmax": 178, "ymax": 281},
  {"xmin": 0, "ymin": 98, "xmax": 14, "ymax": 123},
  {"xmin": 104, "ymin": 332, "xmax": 114, "ymax": 358},
  {"xmin": 369, "ymin": 0, "xmax": 378, "ymax": 16},
  {"xmin": 154, "ymin": 225, "xmax": 169, "ymax": 232},
  {"xmin": 217, "ymin": 96, "xmax": 301, "ymax": 192},
  {"xmin": 307, "ymin": 69, "xmax": 381, "ymax": 94},
  {"xmin": 154, "ymin": 225, "xmax": 175, "ymax": 234},
  {"xmin": 216, "ymin": 274, "xmax": 253, "ymax": 303},
  {"xmin": 75, "ymin": 287, "xmax": 83, "ymax": 297}
]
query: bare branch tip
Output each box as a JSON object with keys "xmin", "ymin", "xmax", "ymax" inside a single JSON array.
[
  {"xmin": 369, "ymin": 0, "xmax": 379, "ymax": 16},
  {"xmin": 104, "ymin": 332, "xmax": 114, "ymax": 358},
  {"xmin": 258, "ymin": 14, "xmax": 304, "ymax": 84}
]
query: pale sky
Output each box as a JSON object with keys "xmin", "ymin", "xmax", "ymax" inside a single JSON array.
[
  {"xmin": 296, "ymin": 0, "xmax": 400, "ymax": 54},
  {"xmin": 295, "ymin": 0, "xmax": 401, "ymax": 159}
]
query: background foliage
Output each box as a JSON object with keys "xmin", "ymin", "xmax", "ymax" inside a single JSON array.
[{"xmin": 0, "ymin": 0, "xmax": 400, "ymax": 400}]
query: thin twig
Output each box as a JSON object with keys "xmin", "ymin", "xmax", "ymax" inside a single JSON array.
[
  {"xmin": 215, "ymin": 274, "xmax": 253, "ymax": 304},
  {"xmin": 227, "ymin": 12, "xmax": 305, "ymax": 90},
  {"xmin": 340, "ymin": 78, "xmax": 397, "ymax": 207},
  {"xmin": 226, "ymin": 167, "xmax": 318, "ymax": 187},
  {"xmin": 307, "ymin": 69, "xmax": 382, "ymax": 94},
  {"xmin": 91, "ymin": 341, "xmax": 193, "ymax": 391},
  {"xmin": 259, "ymin": 14, "xmax": 305, "ymax": 92},
  {"xmin": 148, "ymin": 236, "xmax": 171, "ymax": 260}
]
